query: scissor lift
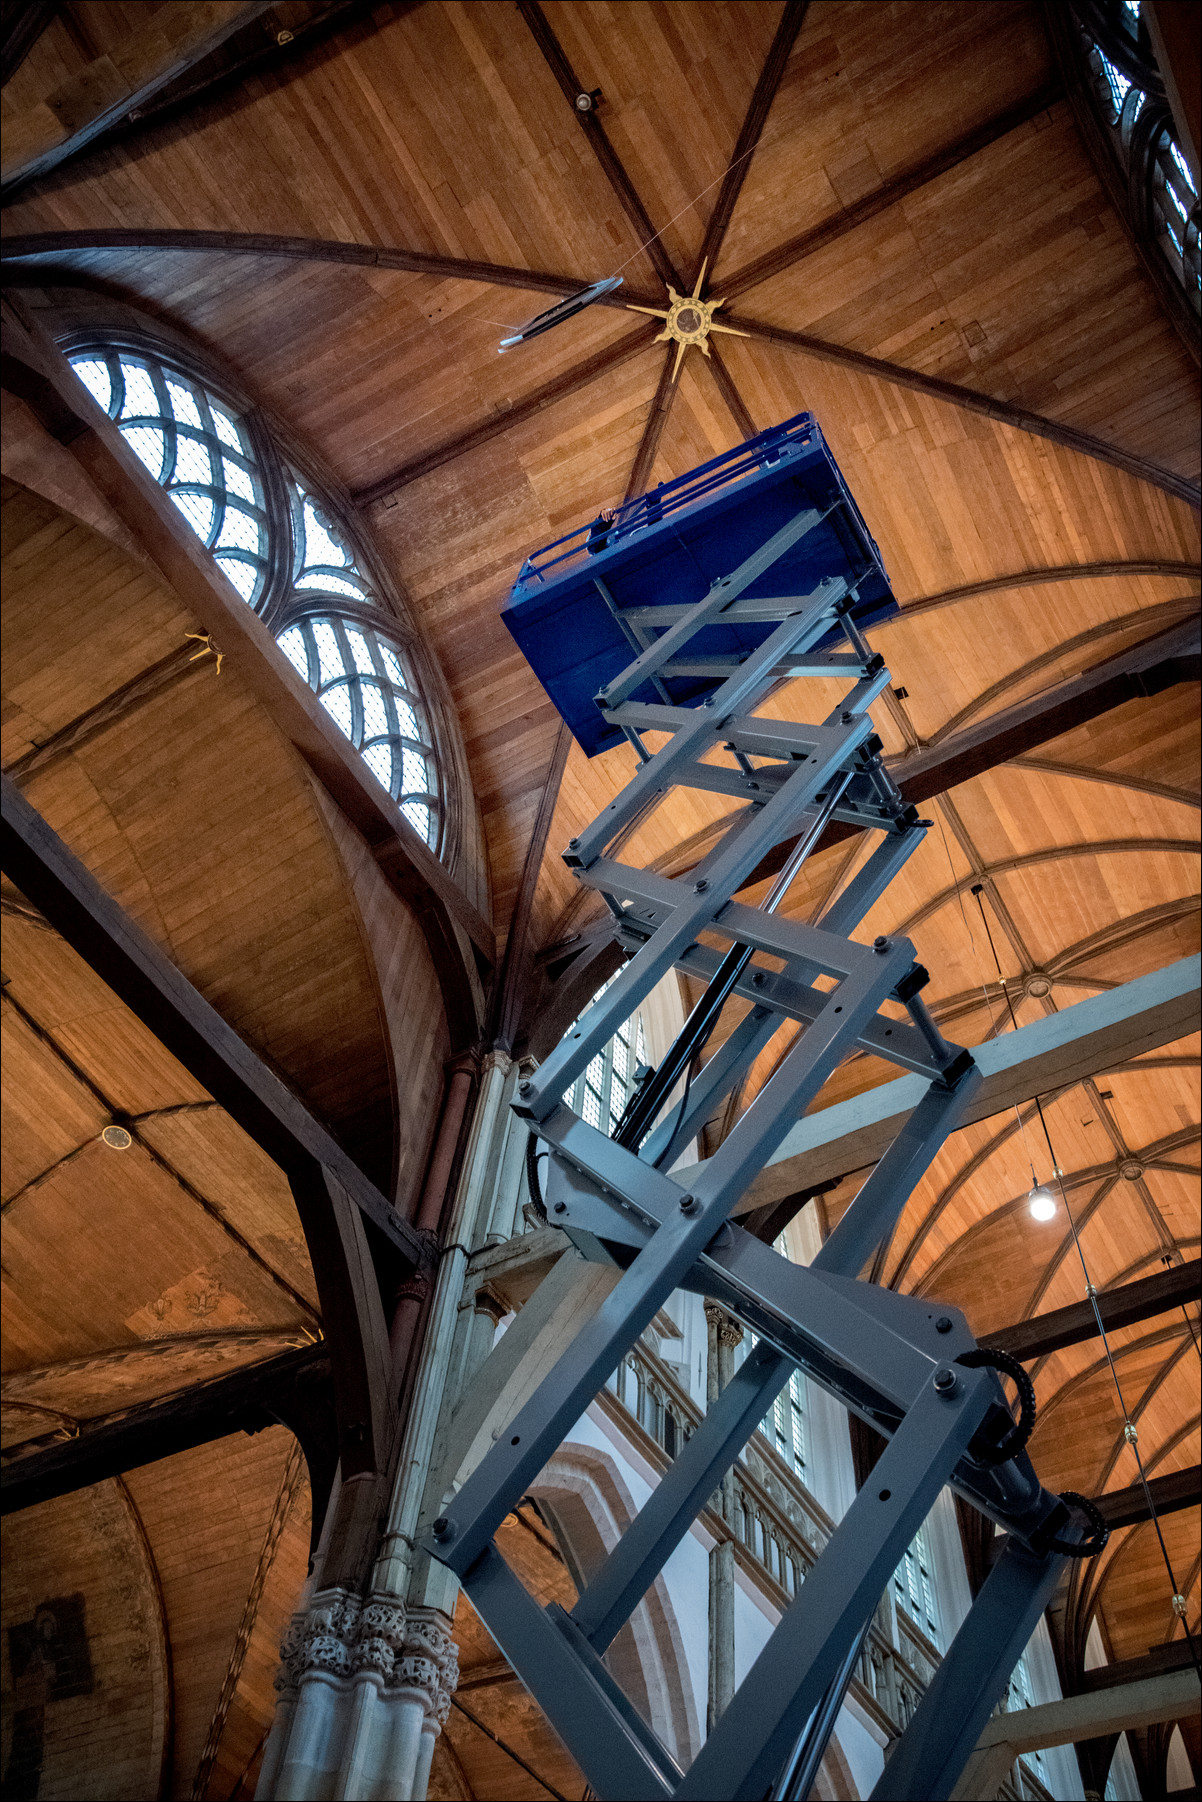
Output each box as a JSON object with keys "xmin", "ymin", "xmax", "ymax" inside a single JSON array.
[{"xmin": 425, "ymin": 416, "xmax": 1101, "ymax": 1801}]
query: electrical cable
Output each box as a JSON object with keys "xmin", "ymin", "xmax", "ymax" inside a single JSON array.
[{"xmin": 970, "ymin": 885, "xmax": 1201, "ymax": 1673}]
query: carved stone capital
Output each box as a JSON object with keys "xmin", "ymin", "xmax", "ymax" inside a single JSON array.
[{"xmin": 276, "ymin": 1593, "xmax": 458, "ymax": 1716}]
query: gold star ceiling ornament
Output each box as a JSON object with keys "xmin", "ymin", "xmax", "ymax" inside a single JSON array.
[{"xmin": 626, "ymin": 259, "xmax": 749, "ymax": 381}]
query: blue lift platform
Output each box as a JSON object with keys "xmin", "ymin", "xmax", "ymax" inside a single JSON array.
[
  {"xmin": 431, "ymin": 415, "xmax": 1106, "ymax": 1802},
  {"xmin": 502, "ymin": 412, "xmax": 897, "ymax": 756}
]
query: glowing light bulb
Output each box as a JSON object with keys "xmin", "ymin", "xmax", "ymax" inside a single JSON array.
[{"xmin": 1028, "ymin": 1187, "xmax": 1057, "ymax": 1222}]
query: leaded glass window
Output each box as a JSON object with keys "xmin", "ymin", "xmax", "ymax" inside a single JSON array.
[
  {"xmin": 276, "ymin": 616, "xmax": 439, "ymax": 842},
  {"xmin": 1076, "ymin": 3, "xmax": 1200, "ymax": 308},
  {"xmin": 70, "ymin": 352, "xmax": 269, "ymax": 605},
  {"xmin": 562, "ymin": 977, "xmax": 648, "ymax": 1135},
  {"xmin": 1002, "ymin": 1650, "xmax": 1048, "ymax": 1782},
  {"xmin": 66, "ymin": 341, "xmax": 446, "ymax": 852},
  {"xmin": 892, "ymin": 1524, "xmax": 939, "ymax": 1642}
]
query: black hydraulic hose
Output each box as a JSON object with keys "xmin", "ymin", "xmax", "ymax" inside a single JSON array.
[
  {"xmin": 525, "ymin": 1131, "xmax": 548, "ymax": 1223},
  {"xmin": 614, "ymin": 940, "xmax": 753, "ymax": 1149}
]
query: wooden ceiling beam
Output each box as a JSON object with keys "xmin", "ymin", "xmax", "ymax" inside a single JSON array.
[
  {"xmin": 733, "ymin": 953, "xmax": 1200, "ymax": 1214},
  {"xmin": 0, "ymin": 1341, "xmax": 336, "ymax": 1529},
  {"xmin": 690, "ymin": 0, "xmax": 810, "ymax": 288},
  {"xmin": 0, "ymin": 228, "xmax": 662, "ymax": 312},
  {"xmin": 1, "ymin": 773, "xmax": 405, "ymax": 1481},
  {"xmin": 516, "ymin": 0, "xmax": 681, "ymax": 290},
  {"xmin": 740, "ymin": 614, "xmax": 1201, "ymax": 894},
  {"xmin": 624, "ymin": 341, "xmax": 679, "ymax": 502},
  {"xmin": 1, "ymin": 0, "xmax": 273, "ymax": 194},
  {"xmin": 720, "ymin": 80, "xmax": 1064, "ymax": 300},
  {"xmin": 982, "ymin": 1258, "xmax": 1201, "ymax": 1362},
  {"xmin": 1079, "ymin": 1632, "xmax": 1202, "ymax": 1691},
  {"xmin": 489, "ymin": 720, "xmax": 572, "ymax": 1053}
]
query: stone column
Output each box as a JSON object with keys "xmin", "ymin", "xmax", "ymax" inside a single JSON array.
[{"xmin": 705, "ymin": 1302, "xmax": 744, "ymax": 1733}]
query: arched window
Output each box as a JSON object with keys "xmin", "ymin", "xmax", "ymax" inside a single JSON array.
[{"xmin": 66, "ymin": 341, "xmax": 445, "ymax": 853}]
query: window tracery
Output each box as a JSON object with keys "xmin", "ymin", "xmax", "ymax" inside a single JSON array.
[
  {"xmin": 1070, "ymin": 0, "xmax": 1200, "ymax": 311},
  {"xmin": 66, "ymin": 342, "xmax": 445, "ymax": 853}
]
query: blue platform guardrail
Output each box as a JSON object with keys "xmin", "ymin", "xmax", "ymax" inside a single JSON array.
[{"xmin": 502, "ymin": 411, "xmax": 897, "ymax": 756}]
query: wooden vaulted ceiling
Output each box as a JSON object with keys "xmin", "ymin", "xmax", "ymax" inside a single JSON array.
[{"xmin": 1, "ymin": 0, "xmax": 1199, "ymax": 1783}]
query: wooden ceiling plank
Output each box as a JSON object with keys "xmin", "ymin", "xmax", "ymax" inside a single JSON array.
[
  {"xmin": 720, "ymin": 80, "xmax": 1064, "ymax": 299},
  {"xmin": 1, "ymin": 772, "xmax": 404, "ymax": 1486},
  {"xmin": 1, "ymin": 1, "xmax": 274, "ymax": 193},
  {"xmin": 738, "ymin": 617, "xmax": 1201, "ymax": 894},
  {"xmin": 490, "ymin": 720, "xmax": 572, "ymax": 1053},
  {"xmin": 725, "ymin": 310, "xmax": 1201, "ymax": 511},
  {"xmin": 983, "ymin": 1258, "xmax": 1202, "ymax": 1362},
  {"xmin": 690, "ymin": 0, "xmax": 811, "ymax": 287},
  {"xmin": 516, "ymin": 0, "xmax": 680, "ymax": 291},
  {"xmin": 352, "ymin": 324, "xmax": 654, "ymax": 507}
]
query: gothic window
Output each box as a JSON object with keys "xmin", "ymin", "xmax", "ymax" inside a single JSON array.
[
  {"xmin": 892, "ymin": 1524, "xmax": 940, "ymax": 1643},
  {"xmin": 66, "ymin": 341, "xmax": 445, "ymax": 853},
  {"xmin": 562, "ymin": 977, "xmax": 648, "ymax": 1134},
  {"xmin": 764, "ymin": 1372, "xmax": 806, "ymax": 1477},
  {"xmin": 1071, "ymin": 0, "xmax": 1200, "ymax": 309}
]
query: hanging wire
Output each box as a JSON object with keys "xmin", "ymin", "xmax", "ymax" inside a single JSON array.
[{"xmin": 970, "ymin": 884, "xmax": 1201, "ymax": 1675}]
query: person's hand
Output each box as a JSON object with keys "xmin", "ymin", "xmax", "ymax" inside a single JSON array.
[{"xmin": 600, "ymin": 507, "xmax": 617, "ymax": 522}]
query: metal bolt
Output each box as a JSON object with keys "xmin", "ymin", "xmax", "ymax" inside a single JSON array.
[
  {"xmin": 933, "ymin": 1367, "xmax": 958, "ymax": 1394},
  {"xmin": 752, "ymin": 971, "xmax": 765, "ymax": 986},
  {"xmin": 680, "ymin": 1195, "xmax": 698, "ymax": 1214},
  {"xmin": 694, "ymin": 879, "xmax": 709, "ymax": 894},
  {"xmin": 519, "ymin": 1080, "xmax": 532, "ymax": 1096},
  {"xmin": 569, "ymin": 838, "xmax": 580, "ymax": 849},
  {"xmin": 432, "ymin": 1516, "xmax": 451, "ymax": 1537},
  {"xmin": 935, "ymin": 1316, "xmax": 953, "ymax": 1334},
  {"xmin": 873, "ymin": 935, "xmax": 890, "ymax": 953},
  {"xmin": 553, "ymin": 1200, "xmax": 566, "ymax": 1214}
]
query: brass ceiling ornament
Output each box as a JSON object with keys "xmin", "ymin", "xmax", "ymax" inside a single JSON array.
[{"xmin": 627, "ymin": 259, "xmax": 749, "ymax": 381}]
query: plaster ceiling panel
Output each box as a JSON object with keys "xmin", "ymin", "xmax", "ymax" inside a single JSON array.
[
  {"xmin": 3, "ymin": 4, "xmax": 654, "ymax": 292},
  {"xmin": 543, "ymin": 0, "xmax": 781, "ymax": 279},
  {"xmin": 714, "ymin": 0, "xmax": 1051, "ymax": 283}
]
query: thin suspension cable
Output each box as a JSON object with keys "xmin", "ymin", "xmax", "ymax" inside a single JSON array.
[
  {"xmin": 971, "ymin": 887, "xmax": 1200, "ymax": 1673},
  {"xmin": 607, "ymin": 143, "xmax": 760, "ymax": 282}
]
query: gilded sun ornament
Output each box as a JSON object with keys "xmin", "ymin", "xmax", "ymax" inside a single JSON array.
[{"xmin": 626, "ymin": 259, "xmax": 748, "ymax": 380}]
